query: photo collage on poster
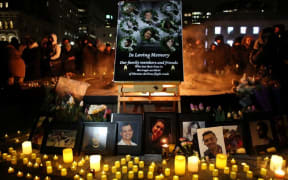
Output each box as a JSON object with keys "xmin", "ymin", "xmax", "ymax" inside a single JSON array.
[
  {"xmin": 114, "ymin": 0, "xmax": 183, "ymax": 81},
  {"xmin": 33, "ymin": 112, "xmax": 282, "ymax": 157}
]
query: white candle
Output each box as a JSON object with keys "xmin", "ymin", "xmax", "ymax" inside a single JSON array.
[
  {"xmin": 90, "ymin": 155, "xmax": 101, "ymax": 172},
  {"xmin": 270, "ymin": 155, "xmax": 283, "ymax": 171},
  {"xmin": 22, "ymin": 141, "xmax": 32, "ymax": 155},
  {"xmin": 188, "ymin": 156, "xmax": 199, "ymax": 172}
]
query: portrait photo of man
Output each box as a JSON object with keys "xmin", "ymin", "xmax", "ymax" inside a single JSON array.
[
  {"xmin": 118, "ymin": 123, "xmax": 137, "ymax": 146},
  {"xmin": 197, "ymin": 126, "xmax": 226, "ymax": 159}
]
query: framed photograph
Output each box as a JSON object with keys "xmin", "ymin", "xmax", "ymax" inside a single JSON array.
[
  {"xmin": 197, "ymin": 126, "xmax": 226, "ymax": 159},
  {"xmin": 273, "ymin": 115, "xmax": 288, "ymax": 148},
  {"xmin": 144, "ymin": 112, "xmax": 177, "ymax": 154},
  {"xmin": 244, "ymin": 112, "xmax": 275, "ymax": 154},
  {"xmin": 40, "ymin": 122, "xmax": 82, "ymax": 154},
  {"xmin": 29, "ymin": 115, "xmax": 52, "ymax": 148},
  {"xmin": 178, "ymin": 113, "xmax": 207, "ymax": 152},
  {"xmin": 81, "ymin": 122, "xmax": 117, "ymax": 155},
  {"xmin": 111, "ymin": 113, "xmax": 143, "ymax": 155}
]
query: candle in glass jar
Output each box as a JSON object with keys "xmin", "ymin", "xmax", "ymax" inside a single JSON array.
[
  {"xmin": 31, "ymin": 153, "xmax": 36, "ymax": 159},
  {"xmin": 22, "ymin": 141, "xmax": 32, "ymax": 155},
  {"xmin": 122, "ymin": 166, "xmax": 128, "ymax": 174},
  {"xmin": 61, "ymin": 168, "xmax": 67, "ymax": 176},
  {"xmin": 128, "ymin": 171, "xmax": 134, "ymax": 179},
  {"xmin": 90, "ymin": 155, "xmax": 101, "ymax": 172},
  {"xmin": 46, "ymin": 166, "xmax": 53, "ymax": 174},
  {"xmin": 23, "ymin": 157, "xmax": 28, "ymax": 165},
  {"xmin": 243, "ymin": 164, "xmax": 249, "ymax": 172},
  {"xmin": 174, "ymin": 155, "xmax": 186, "ymax": 176},
  {"xmin": 116, "ymin": 171, "xmax": 121, "ymax": 179},
  {"xmin": 27, "ymin": 161, "xmax": 33, "ymax": 167},
  {"xmin": 216, "ymin": 154, "xmax": 227, "ymax": 169},
  {"xmin": 79, "ymin": 168, "xmax": 85, "ymax": 175},
  {"xmin": 162, "ymin": 160, "xmax": 167, "ymax": 166},
  {"xmin": 231, "ymin": 158, "xmax": 236, "ymax": 164},
  {"xmin": 26, "ymin": 173, "xmax": 32, "ymax": 179},
  {"xmin": 164, "ymin": 168, "xmax": 170, "ymax": 176},
  {"xmin": 36, "ymin": 157, "xmax": 41, "ymax": 164},
  {"xmin": 43, "ymin": 154, "xmax": 48, "ymax": 160},
  {"xmin": 11, "ymin": 157, "xmax": 17, "ymax": 165},
  {"xmin": 2, "ymin": 153, "xmax": 7, "ymax": 160},
  {"xmin": 139, "ymin": 161, "xmax": 144, "ymax": 168},
  {"xmin": 138, "ymin": 170, "xmax": 144, "ymax": 179},
  {"xmin": 63, "ymin": 148, "xmax": 73, "ymax": 163},
  {"xmin": 188, "ymin": 156, "xmax": 199, "ymax": 172},
  {"xmin": 33, "ymin": 162, "xmax": 39, "ymax": 168},
  {"xmin": 53, "ymin": 155, "xmax": 58, "ymax": 161},
  {"xmin": 46, "ymin": 161, "xmax": 52, "ymax": 166}
]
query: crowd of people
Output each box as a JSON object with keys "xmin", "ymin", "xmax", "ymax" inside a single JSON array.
[{"xmin": 0, "ymin": 33, "xmax": 114, "ymax": 87}]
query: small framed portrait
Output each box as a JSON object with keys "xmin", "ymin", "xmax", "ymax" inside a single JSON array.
[
  {"xmin": 197, "ymin": 126, "xmax": 226, "ymax": 159},
  {"xmin": 111, "ymin": 113, "xmax": 143, "ymax": 155},
  {"xmin": 40, "ymin": 122, "xmax": 82, "ymax": 154},
  {"xmin": 178, "ymin": 113, "xmax": 208, "ymax": 152},
  {"xmin": 245, "ymin": 112, "xmax": 275, "ymax": 154},
  {"xmin": 144, "ymin": 112, "xmax": 177, "ymax": 154},
  {"xmin": 81, "ymin": 122, "xmax": 117, "ymax": 155},
  {"xmin": 29, "ymin": 115, "xmax": 52, "ymax": 149},
  {"xmin": 273, "ymin": 115, "xmax": 288, "ymax": 148}
]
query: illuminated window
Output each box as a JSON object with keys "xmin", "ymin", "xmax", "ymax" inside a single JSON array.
[
  {"xmin": 215, "ymin": 26, "xmax": 221, "ymax": 34},
  {"xmin": 5, "ymin": 2, "xmax": 8, "ymax": 8},
  {"xmin": 0, "ymin": 21, "xmax": 2, "ymax": 29},
  {"xmin": 205, "ymin": 41, "xmax": 208, "ymax": 49},
  {"xmin": 227, "ymin": 40, "xmax": 233, "ymax": 47},
  {"xmin": 109, "ymin": 33, "xmax": 112, "ymax": 37},
  {"xmin": 205, "ymin": 28, "xmax": 208, "ymax": 36},
  {"xmin": 253, "ymin": 26, "xmax": 260, "ymax": 34},
  {"xmin": 240, "ymin": 26, "xmax": 247, "ymax": 34},
  {"xmin": 0, "ymin": 3, "xmax": 3, "ymax": 8},
  {"xmin": 9, "ymin": 20, "xmax": 13, "ymax": 29},
  {"xmin": 106, "ymin": 14, "xmax": 111, "ymax": 19},
  {"xmin": 227, "ymin": 26, "xmax": 234, "ymax": 34}
]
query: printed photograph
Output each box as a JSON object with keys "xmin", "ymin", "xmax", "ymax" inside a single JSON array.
[
  {"xmin": 197, "ymin": 126, "xmax": 226, "ymax": 158},
  {"xmin": 223, "ymin": 125, "xmax": 244, "ymax": 154},
  {"xmin": 249, "ymin": 120, "xmax": 274, "ymax": 147},
  {"xmin": 82, "ymin": 126, "xmax": 108, "ymax": 152},
  {"xmin": 117, "ymin": 121, "xmax": 138, "ymax": 146},
  {"xmin": 46, "ymin": 129, "xmax": 77, "ymax": 148}
]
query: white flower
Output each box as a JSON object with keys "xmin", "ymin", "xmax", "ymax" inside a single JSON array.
[
  {"xmin": 79, "ymin": 101, "xmax": 84, "ymax": 107},
  {"xmin": 67, "ymin": 96, "xmax": 75, "ymax": 105},
  {"xmin": 87, "ymin": 105, "xmax": 107, "ymax": 115}
]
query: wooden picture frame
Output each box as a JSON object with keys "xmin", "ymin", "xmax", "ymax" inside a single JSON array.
[
  {"xmin": 40, "ymin": 121, "xmax": 82, "ymax": 154},
  {"xmin": 81, "ymin": 122, "xmax": 117, "ymax": 155},
  {"xmin": 143, "ymin": 112, "xmax": 177, "ymax": 154},
  {"xmin": 111, "ymin": 113, "xmax": 143, "ymax": 155}
]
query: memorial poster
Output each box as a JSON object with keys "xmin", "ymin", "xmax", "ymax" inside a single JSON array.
[{"xmin": 114, "ymin": 0, "xmax": 183, "ymax": 81}]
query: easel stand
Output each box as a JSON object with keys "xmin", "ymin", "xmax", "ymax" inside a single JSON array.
[{"xmin": 116, "ymin": 82, "xmax": 181, "ymax": 113}]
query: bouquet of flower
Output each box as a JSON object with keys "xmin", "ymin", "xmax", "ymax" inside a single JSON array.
[
  {"xmin": 84, "ymin": 104, "xmax": 111, "ymax": 122},
  {"xmin": 175, "ymin": 137, "xmax": 197, "ymax": 157}
]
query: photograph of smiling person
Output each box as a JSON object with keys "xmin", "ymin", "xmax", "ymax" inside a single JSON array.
[
  {"xmin": 197, "ymin": 126, "xmax": 226, "ymax": 159},
  {"xmin": 118, "ymin": 123, "xmax": 137, "ymax": 146}
]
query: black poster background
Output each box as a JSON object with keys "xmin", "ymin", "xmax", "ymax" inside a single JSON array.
[{"xmin": 114, "ymin": 0, "xmax": 183, "ymax": 82}]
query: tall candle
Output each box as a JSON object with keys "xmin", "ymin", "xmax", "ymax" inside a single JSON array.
[
  {"xmin": 270, "ymin": 155, "xmax": 283, "ymax": 171},
  {"xmin": 22, "ymin": 141, "xmax": 32, "ymax": 155},
  {"xmin": 90, "ymin": 155, "xmax": 101, "ymax": 172},
  {"xmin": 62, "ymin": 148, "xmax": 73, "ymax": 163},
  {"xmin": 216, "ymin": 154, "xmax": 227, "ymax": 169},
  {"xmin": 188, "ymin": 156, "xmax": 199, "ymax": 172},
  {"xmin": 174, "ymin": 155, "xmax": 186, "ymax": 176}
]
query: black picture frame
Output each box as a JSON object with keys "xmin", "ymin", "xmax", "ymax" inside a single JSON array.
[
  {"xmin": 111, "ymin": 113, "xmax": 143, "ymax": 155},
  {"xmin": 29, "ymin": 115, "xmax": 52, "ymax": 149},
  {"xmin": 272, "ymin": 115, "xmax": 288, "ymax": 148},
  {"xmin": 40, "ymin": 121, "xmax": 82, "ymax": 154},
  {"xmin": 244, "ymin": 112, "xmax": 276, "ymax": 155},
  {"xmin": 143, "ymin": 112, "xmax": 177, "ymax": 154},
  {"xmin": 81, "ymin": 122, "xmax": 117, "ymax": 155},
  {"xmin": 208, "ymin": 121, "xmax": 246, "ymax": 155}
]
